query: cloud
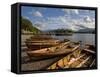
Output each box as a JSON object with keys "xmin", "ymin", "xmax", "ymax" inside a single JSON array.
[
  {"xmin": 58, "ymin": 15, "xmax": 95, "ymax": 30},
  {"xmin": 73, "ymin": 9, "xmax": 79, "ymax": 15},
  {"xmin": 33, "ymin": 14, "xmax": 95, "ymax": 31},
  {"xmin": 45, "ymin": 16, "xmax": 79, "ymax": 31},
  {"xmin": 62, "ymin": 9, "xmax": 79, "ymax": 15},
  {"xmin": 62, "ymin": 9, "xmax": 70, "ymax": 14},
  {"xmin": 73, "ymin": 17, "xmax": 95, "ymax": 29},
  {"xmin": 34, "ymin": 21, "xmax": 46, "ymax": 29},
  {"xmin": 23, "ymin": 16, "xmax": 30, "ymax": 20},
  {"xmin": 83, "ymin": 16, "xmax": 92, "ymax": 22},
  {"xmin": 32, "ymin": 11, "xmax": 43, "ymax": 17},
  {"xmin": 59, "ymin": 16, "xmax": 80, "ymax": 30},
  {"xmin": 59, "ymin": 16, "xmax": 66, "ymax": 23}
]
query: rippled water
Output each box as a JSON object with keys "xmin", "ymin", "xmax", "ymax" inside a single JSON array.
[{"xmin": 51, "ymin": 33, "xmax": 95, "ymax": 45}]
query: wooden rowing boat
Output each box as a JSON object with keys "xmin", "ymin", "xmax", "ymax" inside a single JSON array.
[
  {"xmin": 27, "ymin": 42, "xmax": 80, "ymax": 60},
  {"xmin": 25, "ymin": 35, "xmax": 63, "ymax": 50},
  {"xmin": 83, "ymin": 44, "xmax": 95, "ymax": 54},
  {"xmin": 30, "ymin": 35, "xmax": 55, "ymax": 40},
  {"xmin": 47, "ymin": 44, "xmax": 95, "ymax": 69},
  {"xmin": 25, "ymin": 39, "xmax": 61, "ymax": 50},
  {"xmin": 25, "ymin": 40, "xmax": 61, "ymax": 50}
]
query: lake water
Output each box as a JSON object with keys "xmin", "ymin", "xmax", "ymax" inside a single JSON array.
[{"xmin": 51, "ymin": 33, "xmax": 95, "ymax": 46}]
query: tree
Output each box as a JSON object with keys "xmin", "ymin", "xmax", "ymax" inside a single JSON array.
[
  {"xmin": 21, "ymin": 17, "xmax": 33, "ymax": 31},
  {"xmin": 21, "ymin": 17, "xmax": 41, "ymax": 34}
]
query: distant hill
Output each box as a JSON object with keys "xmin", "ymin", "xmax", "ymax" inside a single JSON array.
[
  {"xmin": 44, "ymin": 28, "xmax": 95, "ymax": 34},
  {"xmin": 46, "ymin": 29, "xmax": 75, "ymax": 33},
  {"xmin": 76, "ymin": 28, "xmax": 95, "ymax": 33},
  {"xmin": 43, "ymin": 29, "xmax": 75, "ymax": 35}
]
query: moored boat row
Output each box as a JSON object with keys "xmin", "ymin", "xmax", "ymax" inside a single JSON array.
[{"xmin": 21, "ymin": 35, "xmax": 96, "ymax": 70}]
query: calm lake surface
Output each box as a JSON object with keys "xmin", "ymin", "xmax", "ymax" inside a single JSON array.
[{"xmin": 51, "ymin": 33, "xmax": 95, "ymax": 45}]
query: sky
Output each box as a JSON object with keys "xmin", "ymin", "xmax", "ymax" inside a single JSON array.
[{"xmin": 21, "ymin": 6, "xmax": 95, "ymax": 31}]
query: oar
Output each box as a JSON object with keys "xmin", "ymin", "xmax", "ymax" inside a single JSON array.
[
  {"xmin": 76, "ymin": 56, "xmax": 91, "ymax": 68},
  {"xmin": 83, "ymin": 49, "xmax": 95, "ymax": 54},
  {"xmin": 90, "ymin": 59, "xmax": 95, "ymax": 67}
]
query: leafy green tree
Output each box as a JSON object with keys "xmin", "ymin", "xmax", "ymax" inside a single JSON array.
[{"xmin": 21, "ymin": 17, "xmax": 41, "ymax": 34}]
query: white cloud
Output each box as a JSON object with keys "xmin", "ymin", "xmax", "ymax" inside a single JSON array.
[
  {"xmin": 23, "ymin": 16, "xmax": 30, "ymax": 20},
  {"xmin": 47, "ymin": 16, "xmax": 79, "ymax": 31},
  {"xmin": 33, "ymin": 15, "xmax": 95, "ymax": 31},
  {"xmin": 73, "ymin": 9, "xmax": 79, "ymax": 15},
  {"xmin": 58, "ymin": 15, "xmax": 95, "ymax": 30},
  {"xmin": 59, "ymin": 16, "xmax": 66, "ymax": 23},
  {"xmin": 62, "ymin": 9, "xmax": 79, "ymax": 15},
  {"xmin": 74, "ymin": 18, "xmax": 95, "ymax": 29},
  {"xmin": 32, "ymin": 11, "xmax": 43, "ymax": 17},
  {"xmin": 34, "ymin": 21, "xmax": 46, "ymax": 30},
  {"xmin": 84, "ymin": 16, "xmax": 92, "ymax": 22},
  {"xmin": 62, "ymin": 9, "xmax": 70, "ymax": 14}
]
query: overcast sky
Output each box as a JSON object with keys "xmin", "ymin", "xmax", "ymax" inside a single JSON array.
[{"xmin": 21, "ymin": 6, "xmax": 95, "ymax": 31}]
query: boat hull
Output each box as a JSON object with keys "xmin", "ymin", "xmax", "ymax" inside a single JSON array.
[{"xmin": 27, "ymin": 42, "xmax": 80, "ymax": 60}]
